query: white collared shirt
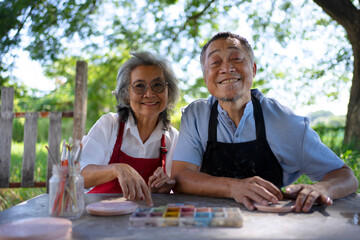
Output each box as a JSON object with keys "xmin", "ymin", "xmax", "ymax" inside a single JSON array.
[{"xmin": 80, "ymin": 112, "xmax": 178, "ymax": 176}]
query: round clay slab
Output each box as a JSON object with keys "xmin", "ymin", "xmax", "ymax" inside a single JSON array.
[
  {"xmin": 254, "ymin": 200, "xmax": 295, "ymax": 213},
  {"xmin": 86, "ymin": 198, "xmax": 139, "ymax": 216},
  {"xmin": 0, "ymin": 217, "xmax": 72, "ymax": 240}
]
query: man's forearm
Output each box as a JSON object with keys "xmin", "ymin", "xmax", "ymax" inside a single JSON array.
[
  {"xmin": 172, "ymin": 168, "xmax": 234, "ymax": 198},
  {"xmin": 316, "ymin": 164, "xmax": 359, "ymax": 199}
]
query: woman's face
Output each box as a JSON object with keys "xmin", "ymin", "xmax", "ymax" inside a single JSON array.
[{"xmin": 129, "ymin": 65, "xmax": 168, "ymax": 121}]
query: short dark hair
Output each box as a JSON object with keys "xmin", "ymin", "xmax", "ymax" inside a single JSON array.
[
  {"xmin": 200, "ymin": 32, "xmax": 254, "ymax": 73},
  {"xmin": 114, "ymin": 51, "xmax": 180, "ymax": 129}
]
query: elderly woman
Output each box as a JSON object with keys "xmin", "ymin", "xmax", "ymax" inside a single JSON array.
[{"xmin": 80, "ymin": 52, "xmax": 180, "ymax": 206}]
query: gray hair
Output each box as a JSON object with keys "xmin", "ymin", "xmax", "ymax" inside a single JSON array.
[
  {"xmin": 200, "ymin": 32, "xmax": 255, "ymax": 74},
  {"xmin": 114, "ymin": 51, "xmax": 180, "ymax": 129}
]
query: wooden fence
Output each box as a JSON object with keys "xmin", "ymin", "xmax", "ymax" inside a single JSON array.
[{"xmin": 0, "ymin": 61, "xmax": 88, "ymax": 189}]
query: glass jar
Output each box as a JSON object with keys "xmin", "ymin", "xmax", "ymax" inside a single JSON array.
[{"xmin": 49, "ymin": 164, "xmax": 84, "ymax": 219}]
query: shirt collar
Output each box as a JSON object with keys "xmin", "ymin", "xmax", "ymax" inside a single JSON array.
[
  {"xmin": 214, "ymin": 96, "xmax": 254, "ymax": 119},
  {"xmin": 124, "ymin": 113, "xmax": 169, "ymax": 144},
  {"xmin": 243, "ymin": 100, "xmax": 253, "ymax": 118}
]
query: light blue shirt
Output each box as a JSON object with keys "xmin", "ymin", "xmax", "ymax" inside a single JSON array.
[{"xmin": 173, "ymin": 89, "xmax": 344, "ymax": 186}]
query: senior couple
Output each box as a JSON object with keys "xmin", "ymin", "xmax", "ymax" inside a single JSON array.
[{"xmin": 80, "ymin": 32, "xmax": 358, "ymax": 213}]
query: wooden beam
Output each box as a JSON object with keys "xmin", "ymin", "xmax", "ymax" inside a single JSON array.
[
  {"xmin": 21, "ymin": 112, "xmax": 38, "ymax": 187},
  {"xmin": 73, "ymin": 61, "xmax": 88, "ymax": 142},
  {"xmin": 12, "ymin": 111, "xmax": 74, "ymax": 118},
  {"xmin": 46, "ymin": 112, "xmax": 62, "ymax": 192},
  {"xmin": 0, "ymin": 87, "xmax": 14, "ymax": 188},
  {"xmin": 9, "ymin": 182, "xmax": 46, "ymax": 188}
]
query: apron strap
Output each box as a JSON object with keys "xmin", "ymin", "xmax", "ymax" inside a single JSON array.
[
  {"xmin": 251, "ymin": 94, "xmax": 267, "ymax": 140},
  {"xmin": 208, "ymin": 100, "xmax": 219, "ymax": 142},
  {"xmin": 118, "ymin": 121, "xmax": 125, "ymax": 144},
  {"xmin": 209, "ymin": 94, "xmax": 266, "ymax": 142},
  {"xmin": 160, "ymin": 134, "xmax": 167, "ymax": 174}
]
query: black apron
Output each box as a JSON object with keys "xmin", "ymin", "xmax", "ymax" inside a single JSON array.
[{"xmin": 200, "ymin": 93, "xmax": 283, "ymax": 188}]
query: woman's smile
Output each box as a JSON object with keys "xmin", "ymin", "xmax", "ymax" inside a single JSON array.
[{"xmin": 142, "ymin": 101, "xmax": 159, "ymax": 106}]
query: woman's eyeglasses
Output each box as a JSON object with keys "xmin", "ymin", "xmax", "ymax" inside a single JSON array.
[{"xmin": 129, "ymin": 80, "xmax": 168, "ymax": 95}]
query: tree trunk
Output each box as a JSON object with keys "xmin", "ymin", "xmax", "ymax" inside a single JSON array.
[
  {"xmin": 345, "ymin": 37, "xmax": 360, "ymax": 148},
  {"xmin": 314, "ymin": 0, "xmax": 360, "ymax": 149}
]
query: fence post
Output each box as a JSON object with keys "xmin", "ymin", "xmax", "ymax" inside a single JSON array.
[
  {"xmin": 22, "ymin": 112, "xmax": 38, "ymax": 187},
  {"xmin": 46, "ymin": 112, "xmax": 62, "ymax": 192},
  {"xmin": 73, "ymin": 61, "xmax": 88, "ymax": 142},
  {"xmin": 0, "ymin": 87, "xmax": 14, "ymax": 188}
]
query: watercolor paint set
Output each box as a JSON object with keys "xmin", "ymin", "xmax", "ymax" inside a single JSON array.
[{"xmin": 129, "ymin": 204, "xmax": 243, "ymax": 227}]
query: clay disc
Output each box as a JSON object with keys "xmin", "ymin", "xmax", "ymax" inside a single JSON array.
[
  {"xmin": 254, "ymin": 200, "xmax": 295, "ymax": 213},
  {"xmin": 86, "ymin": 198, "xmax": 138, "ymax": 216},
  {"xmin": 0, "ymin": 217, "xmax": 72, "ymax": 240}
]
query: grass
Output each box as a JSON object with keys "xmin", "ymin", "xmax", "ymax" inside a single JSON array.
[
  {"xmin": 0, "ymin": 125, "xmax": 359, "ymax": 212},
  {"xmin": 9, "ymin": 141, "xmax": 48, "ymax": 182},
  {"xmin": 0, "ymin": 142, "xmax": 47, "ymax": 211}
]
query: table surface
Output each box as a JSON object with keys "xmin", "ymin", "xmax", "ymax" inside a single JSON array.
[{"xmin": 0, "ymin": 193, "xmax": 359, "ymax": 240}]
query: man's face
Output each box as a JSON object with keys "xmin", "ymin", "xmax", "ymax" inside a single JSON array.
[{"xmin": 203, "ymin": 38, "xmax": 256, "ymax": 103}]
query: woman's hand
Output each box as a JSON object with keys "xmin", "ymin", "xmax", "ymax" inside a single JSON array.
[
  {"xmin": 113, "ymin": 163, "xmax": 153, "ymax": 206},
  {"xmin": 148, "ymin": 167, "xmax": 176, "ymax": 193}
]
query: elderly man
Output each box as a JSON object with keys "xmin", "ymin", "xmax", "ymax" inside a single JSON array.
[{"xmin": 171, "ymin": 32, "xmax": 358, "ymax": 212}]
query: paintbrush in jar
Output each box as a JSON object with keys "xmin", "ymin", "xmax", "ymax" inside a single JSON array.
[{"xmin": 45, "ymin": 146, "xmax": 59, "ymax": 165}]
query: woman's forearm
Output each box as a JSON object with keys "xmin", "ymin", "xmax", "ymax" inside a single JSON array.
[{"xmin": 81, "ymin": 164, "xmax": 116, "ymax": 188}]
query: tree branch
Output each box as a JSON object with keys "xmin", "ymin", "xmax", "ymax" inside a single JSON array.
[
  {"xmin": 170, "ymin": 0, "xmax": 217, "ymax": 44},
  {"xmin": 2, "ymin": 4, "xmax": 35, "ymax": 56},
  {"xmin": 313, "ymin": 0, "xmax": 358, "ymax": 30}
]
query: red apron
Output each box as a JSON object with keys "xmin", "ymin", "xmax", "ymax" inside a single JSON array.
[{"xmin": 88, "ymin": 121, "xmax": 167, "ymax": 193}]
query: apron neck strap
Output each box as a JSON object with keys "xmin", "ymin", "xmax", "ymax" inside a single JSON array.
[
  {"xmin": 208, "ymin": 100, "xmax": 219, "ymax": 142},
  {"xmin": 251, "ymin": 94, "xmax": 267, "ymax": 140},
  {"xmin": 208, "ymin": 94, "xmax": 266, "ymax": 142},
  {"xmin": 160, "ymin": 134, "xmax": 167, "ymax": 174}
]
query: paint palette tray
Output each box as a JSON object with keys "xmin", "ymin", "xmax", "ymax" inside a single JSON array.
[{"xmin": 130, "ymin": 204, "xmax": 243, "ymax": 227}]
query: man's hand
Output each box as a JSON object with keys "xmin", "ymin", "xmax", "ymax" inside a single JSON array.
[
  {"xmin": 171, "ymin": 161, "xmax": 283, "ymax": 210},
  {"xmin": 285, "ymin": 184, "xmax": 332, "ymax": 212},
  {"xmin": 148, "ymin": 167, "xmax": 176, "ymax": 193},
  {"xmin": 113, "ymin": 163, "xmax": 153, "ymax": 206},
  {"xmin": 230, "ymin": 176, "xmax": 283, "ymax": 210}
]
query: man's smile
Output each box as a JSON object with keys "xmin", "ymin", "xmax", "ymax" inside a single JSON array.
[{"xmin": 218, "ymin": 77, "xmax": 242, "ymax": 84}]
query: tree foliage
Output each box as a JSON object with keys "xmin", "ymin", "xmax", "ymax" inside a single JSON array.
[{"xmin": 0, "ymin": 0, "xmax": 100, "ymax": 84}]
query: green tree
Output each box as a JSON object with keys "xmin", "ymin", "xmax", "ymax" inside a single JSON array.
[
  {"xmin": 312, "ymin": 0, "xmax": 360, "ymax": 148},
  {"xmin": 0, "ymin": 0, "xmax": 100, "ymax": 68}
]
